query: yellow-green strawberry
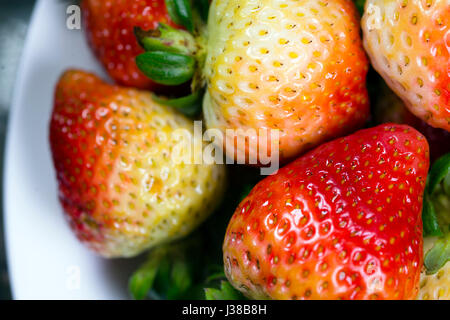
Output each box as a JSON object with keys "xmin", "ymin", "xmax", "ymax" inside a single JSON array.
[
  {"xmin": 50, "ymin": 70, "xmax": 226, "ymax": 258},
  {"xmin": 136, "ymin": 0, "xmax": 370, "ymax": 163},
  {"xmin": 418, "ymin": 237, "xmax": 450, "ymax": 300},
  {"xmin": 362, "ymin": 0, "xmax": 450, "ymax": 131}
]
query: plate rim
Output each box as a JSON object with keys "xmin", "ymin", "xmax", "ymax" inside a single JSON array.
[{"xmin": 4, "ymin": 0, "xmax": 48, "ymax": 299}]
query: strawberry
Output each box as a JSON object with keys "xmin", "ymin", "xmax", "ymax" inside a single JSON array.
[
  {"xmin": 136, "ymin": 0, "xmax": 370, "ymax": 163},
  {"xmin": 50, "ymin": 70, "xmax": 226, "ymax": 258},
  {"xmin": 362, "ymin": 0, "xmax": 450, "ymax": 131},
  {"xmin": 418, "ymin": 237, "xmax": 450, "ymax": 300},
  {"xmin": 374, "ymin": 81, "xmax": 450, "ymax": 163},
  {"xmin": 223, "ymin": 124, "xmax": 429, "ymax": 300},
  {"xmin": 82, "ymin": 0, "xmax": 182, "ymax": 89}
]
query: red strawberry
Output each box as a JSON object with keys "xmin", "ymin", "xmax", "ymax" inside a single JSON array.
[
  {"xmin": 82, "ymin": 0, "xmax": 181, "ymax": 89},
  {"xmin": 50, "ymin": 70, "xmax": 225, "ymax": 257},
  {"xmin": 223, "ymin": 124, "xmax": 430, "ymax": 300}
]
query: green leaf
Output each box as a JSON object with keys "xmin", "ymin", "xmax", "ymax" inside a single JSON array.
[
  {"xmin": 196, "ymin": 0, "xmax": 210, "ymax": 22},
  {"xmin": 167, "ymin": 259, "xmax": 193, "ymax": 299},
  {"xmin": 422, "ymin": 152, "xmax": 450, "ymax": 237},
  {"xmin": 130, "ymin": 235, "xmax": 206, "ymax": 300},
  {"xmin": 444, "ymin": 172, "xmax": 450, "ymax": 195},
  {"xmin": 205, "ymin": 271, "xmax": 227, "ymax": 283},
  {"xmin": 152, "ymin": 257, "xmax": 172, "ymax": 298},
  {"xmin": 152, "ymin": 91, "xmax": 203, "ymax": 117},
  {"xmin": 134, "ymin": 24, "xmax": 197, "ymax": 55},
  {"xmin": 204, "ymin": 281, "xmax": 247, "ymax": 300},
  {"xmin": 427, "ymin": 153, "xmax": 450, "ymax": 195},
  {"xmin": 165, "ymin": 0, "xmax": 194, "ymax": 32},
  {"xmin": 136, "ymin": 51, "xmax": 195, "ymax": 86},
  {"xmin": 129, "ymin": 269, "xmax": 157, "ymax": 300},
  {"xmin": 129, "ymin": 248, "xmax": 166, "ymax": 300},
  {"xmin": 423, "ymin": 195, "xmax": 443, "ymax": 237},
  {"xmin": 424, "ymin": 234, "xmax": 450, "ymax": 274},
  {"xmin": 423, "ymin": 152, "xmax": 450, "ymax": 274}
]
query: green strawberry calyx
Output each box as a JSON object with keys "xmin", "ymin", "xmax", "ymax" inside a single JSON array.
[
  {"xmin": 151, "ymin": 90, "xmax": 204, "ymax": 117},
  {"xmin": 423, "ymin": 153, "xmax": 450, "ymax": 274},
  {"xmin": 129, "ymin": 236, "xmax": 201, "ymax": 300},
  {"xmin": 134, "ymin": 0, "xmax": 209, "ymax": 116},
  {"xmin": 164, "ymin": 0, "xmax": 194, "ymax": 32},
  {"xmin": 135, "ymin": 24, "xmax": 197, "ymax": 56},
  {"xmin": 164, "ymin": 0, "xmax": 209, "ymax": 32},
  {"xmin": 134, "ymin": 21, "xmax": 207, "ymax": 88},
  {"xmin": 128, "ymin": 236, "xmax": 246, "ymax": 300},
  {"xmin": 204, "ymin": 281, "xmax": 247, "ymax": 300}
]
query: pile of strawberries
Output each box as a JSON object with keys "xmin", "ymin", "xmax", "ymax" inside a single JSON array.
[{"xmin": 49, "ymin": 0, "xmax": 449, "ymax": 300}]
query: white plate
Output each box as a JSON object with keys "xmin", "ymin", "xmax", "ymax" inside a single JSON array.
[{"xmin": 4, "ymin": 0, "xmax": 143, "ymax": 299}]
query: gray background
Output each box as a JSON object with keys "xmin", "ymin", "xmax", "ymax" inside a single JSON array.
[{"xmin": 0, "ymin": 0, "xmax": 37, "ymax": 299}]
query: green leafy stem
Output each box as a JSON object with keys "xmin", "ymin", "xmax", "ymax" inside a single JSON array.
[
  {"xmin": 422, "ymin": 153, "xmax": 450, "ymax": 274},
  {"xmin": 133, "ymin": 0, "xmax": 209, "ymax": 116},
  {"xmin": 129, "ymin": 231, "xmax": 245, "ymax": 300}
]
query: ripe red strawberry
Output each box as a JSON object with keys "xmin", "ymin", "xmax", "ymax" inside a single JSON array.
[
  {"xmin": 82, "ymin": 0, "xmax": 181, "ymax": 89},
  {"xmin": 223, "ymin": 124, "xmax": 430, "ymax": 300},
  {"xmin": 374, "ymin": 82, "xmax": 450, "ymax": 163},
  {"xmin": 50, "ymin": 70, "xmax": 225, "ymax": 257},
  {"xmin": 362, "ymin": 0, "xmax": 449, "ymax": 131}
]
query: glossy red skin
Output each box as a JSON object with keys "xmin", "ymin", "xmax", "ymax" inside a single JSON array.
[
  {"xmin": 82, "ymin": 0, "xmax": 179, "ymax": 89},
  {"xmin": 50, "ymin": 70, "xmax": 121, "ymax": 246},
  {"xmin": 224, "ymin": 124, "xmax": 429, "ymax": 300}
]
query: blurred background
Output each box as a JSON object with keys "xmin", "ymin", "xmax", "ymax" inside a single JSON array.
[{"xmin": 0, "ymin": 0, "xmax": 36, "ymax": 299}]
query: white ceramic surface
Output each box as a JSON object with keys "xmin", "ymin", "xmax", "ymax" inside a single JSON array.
[{"xmin": 4, "ymin": 0, "xmax": 142, "ymax": 300}]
